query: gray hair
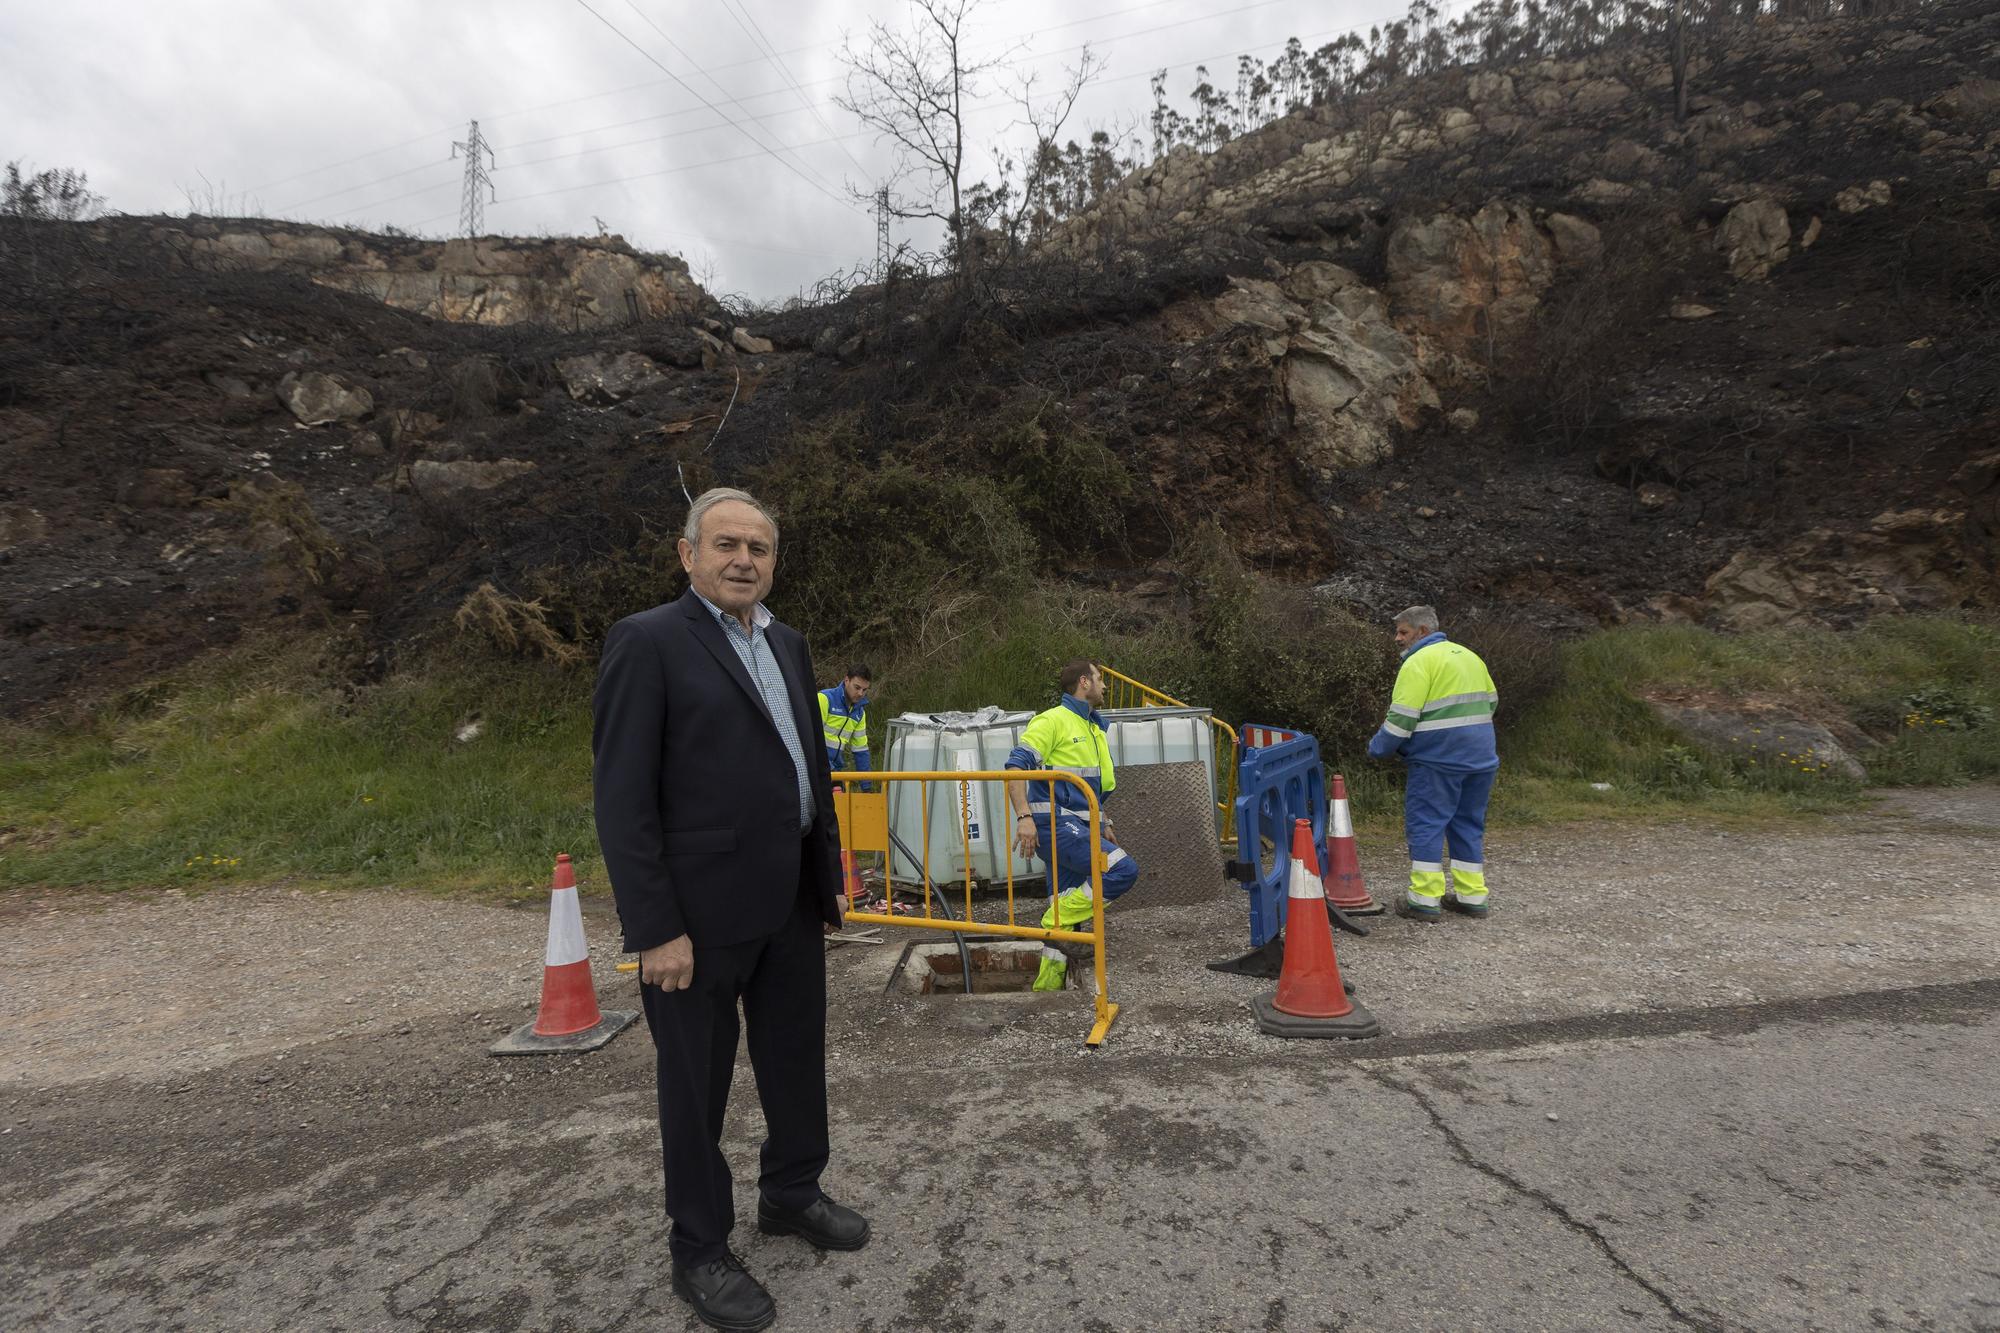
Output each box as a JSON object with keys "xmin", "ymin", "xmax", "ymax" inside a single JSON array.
[
  {"xmin": 683, "ymin": 487, "xmax": 778, "ymax": 546},
  {"xmin": 1394, "ymin": 604, "xmax": 1439, "ymax": 633}
]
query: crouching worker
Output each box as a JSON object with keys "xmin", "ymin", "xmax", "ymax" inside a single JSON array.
[{"xmin": 1004, "ymin": 660, "xmax": 1139, "ymax": 990}]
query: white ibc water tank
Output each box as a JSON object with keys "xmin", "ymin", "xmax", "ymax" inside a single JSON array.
[{"xmin": 883, "ymin": 705, "xmax": 1215, "ymax": 886}]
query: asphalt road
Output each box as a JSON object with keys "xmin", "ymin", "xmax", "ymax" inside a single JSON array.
[{"xmin": 5, "ymin": 790, "xmax": 1998, "ymax": 1330}]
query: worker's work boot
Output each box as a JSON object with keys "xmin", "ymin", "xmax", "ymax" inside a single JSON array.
[
  {"xmin": 1444, "ymin": 895, "xmax": 1489, "ymax": 919},
  {"xmin": 1396, "ymin": 898, "xmax": 1441, "ymax": 923},
  {"xmin": 1031, "ymin": 945, "xmax": 1068, "ymax": 991}
]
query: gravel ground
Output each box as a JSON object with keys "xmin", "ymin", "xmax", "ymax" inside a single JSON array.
[{"xmin": 3, "ymin": 785, "xmax": 1994, "ymax": 1091}]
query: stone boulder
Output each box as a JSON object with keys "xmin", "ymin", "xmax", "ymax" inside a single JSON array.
[
  {"xmin": 1715, "ymin": 199, "xmax": 1791, "ymax": 281},
  {"xmin": 410, "ymin": 459, "xmax": 537, "ymax": 505},
  {"xmin": 1649, "ymin": 699, "xmax": 1869, "ymax": 782},
  {"xmin": 556, "ymin": 351, "xmax": 665, "ymax": 405},
  {"xmin": 1834, "ymin": 180, "xmax": 1892, "ymax": 214},
  {"xmin": 276, "ymin": 371, "xmax": 373, "ymax": 425}
]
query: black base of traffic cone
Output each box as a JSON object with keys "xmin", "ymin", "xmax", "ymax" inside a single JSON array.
[
  {"xmin": 489, "ymin": 1010, "xmax": 638, "ymax": 1056},
  {"xmin": 1252, "ymin": 992, "xmax": 1381, "ymax": 1039}
]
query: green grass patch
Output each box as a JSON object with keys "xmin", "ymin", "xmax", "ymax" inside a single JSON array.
[
  {"xmin": 4, "ymin": 611, "xmax": 1993, "ymax": 894},
  {"xmin": 0, "ymin": 640, "xmax": 595, "ymax": 894}
]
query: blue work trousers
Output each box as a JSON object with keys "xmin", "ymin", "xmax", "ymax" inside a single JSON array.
[
  {"xmin": 1404, "ymin": 764, "xmax": 1495, "ymax": 905},
  {"xmin": 1035, "ymin": 812, "xmax": 1138, "ymax": 901}
]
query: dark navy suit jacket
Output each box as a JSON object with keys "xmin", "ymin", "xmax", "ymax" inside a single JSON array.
[{"xmin": 591, "ymin": 588, "xmax": 844, "ymax": 951}]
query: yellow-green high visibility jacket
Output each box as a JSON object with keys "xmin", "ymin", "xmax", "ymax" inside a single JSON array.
[
  {"xmin": 1004, "ymin": 695, "xmax": 1115, "ymax": 817},
  {"xmin": 1365, "ymin": 632, "xmax": 1499, "ymax": 772}
]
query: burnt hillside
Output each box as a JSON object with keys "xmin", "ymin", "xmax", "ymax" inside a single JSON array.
[{"xmin": 2, "ymin": 0, "xmax": 1997, "ymax": 715}]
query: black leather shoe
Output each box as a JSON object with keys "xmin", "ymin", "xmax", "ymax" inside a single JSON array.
[
  {"xmin": 670, "ymin": 1251, "xmax": 775, "ymax": 1332},
  {"xmin": 757, "ymin": 1192, "xmax": 871, "ymax": 1251}
]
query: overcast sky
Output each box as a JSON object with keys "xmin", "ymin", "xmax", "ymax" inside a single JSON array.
[{"xmin": 6, "ymin": 0, "xmax": 1418, "ymax": 300}]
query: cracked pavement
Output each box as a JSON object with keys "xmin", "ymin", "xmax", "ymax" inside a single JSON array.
[{"xmin": 4, "ymin": 789, "xmax": 1998, "ymax": 1330}]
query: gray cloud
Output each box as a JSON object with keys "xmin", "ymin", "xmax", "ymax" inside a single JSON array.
[{"xmin": 4, "ymin": 0, "xmax": 1409, "ymax": 299}]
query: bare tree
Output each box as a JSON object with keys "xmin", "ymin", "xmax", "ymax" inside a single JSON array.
[
  {"xmin": 1008, "ymin": 48, "xmax": 1107, "ymax": 246},
  {"xmin": 837, "ymin": 0, "xmax": 1018, "ymax": 276}
]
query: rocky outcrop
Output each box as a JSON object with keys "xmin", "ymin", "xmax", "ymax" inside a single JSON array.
[
  {"xmin": 1649, "ymin": 698, "xmax": 1869, "ymax": 782},
  {"xmin": 125, "ymin": 218, "xmax": 710, "ymax": 329},
  {"xmin": 1702, "ymin": 507, "xmax": 1995, "ymax": 631},
  {"xmin": 1196, "ymin": 263, "xmax": 1437, "ymax": 480},
  {"xmin": 1386, "ymin": 202, "xmax": 1600, "ymax": 357}
]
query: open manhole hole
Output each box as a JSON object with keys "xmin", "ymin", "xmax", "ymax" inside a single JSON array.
[{"xmin": 887, "ymin": 940, "xmax": 1083, "ymax": 995}]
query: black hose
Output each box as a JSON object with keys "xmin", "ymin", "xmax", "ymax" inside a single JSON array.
[{"xmin": 885, "ymin": 825, "xmax": 973, "ymax": 994}]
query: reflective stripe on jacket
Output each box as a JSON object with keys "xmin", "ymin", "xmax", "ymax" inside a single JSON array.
[
  {"xmin": 1365, "ymin": 632, "xmax": 1499, "ymax": 773},
  {"xmin": 1004, "ymin": 695, "xmax": 1115, "ymax": 817},
  {"xmin": 818, "ymin": 686, "xmax": 871, "ymax": 773}
]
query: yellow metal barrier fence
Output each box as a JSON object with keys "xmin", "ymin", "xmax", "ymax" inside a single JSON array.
[
  {"xmin": 832, "ymin": 770, "xmax": 1121, "ymax": 1047},
  {"xmin": 1099, "ymin": 665, "xmax": 1239, "ymax": 849}
]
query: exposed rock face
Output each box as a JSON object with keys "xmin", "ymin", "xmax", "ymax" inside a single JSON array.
[
  {"xmin": 1386, "ymin": 202, "xmax": 1581, "ymax": 356},
  {"xmin": 1703, "ymin": 508, "xmax": 1992, "ymax": 630},
  {"xmin": 134, "ymin": 219, "xmax": 709, "ymax": 329},
  {"xmin": 1204, "ymin": 264, "xmax": 1437, "ymax": 480},
  {"xmin": 276, "ymin": 371, "xmax": 373, "ymax": 425}
]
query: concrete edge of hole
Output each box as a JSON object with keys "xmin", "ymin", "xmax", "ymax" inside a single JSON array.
[{"xmin": 879, "ymin": 938, "xmax": 1097, "ymax": 998}]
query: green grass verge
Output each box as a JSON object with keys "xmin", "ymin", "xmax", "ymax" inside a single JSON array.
[
  {"xmin": 3, "ymin": 612, "xmax": 1994, "ymax": 893},
  {"xmin": 1, "ymin": 641, "xmax": 596, "ymax": 895}
]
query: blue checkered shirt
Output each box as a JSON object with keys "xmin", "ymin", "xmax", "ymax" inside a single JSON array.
[{"xmin": 694, "ymin": 593, "xmax": 815, "ymax": 833}]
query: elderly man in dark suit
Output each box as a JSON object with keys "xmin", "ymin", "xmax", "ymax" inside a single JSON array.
[{"xmin": 592, "ymin": 486, "xmax": 868, "ymax": 1333}]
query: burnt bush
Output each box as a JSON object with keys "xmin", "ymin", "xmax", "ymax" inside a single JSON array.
[
  {"xmin": 1490, "ymin": 208, "xmax": 1694, "ymax": 450},
  {"xmin": 1175, "ymin": 524, "xmax": 1395, "ymax": 763}
]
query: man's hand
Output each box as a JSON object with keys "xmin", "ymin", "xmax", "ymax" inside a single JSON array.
[
  {"xmin": 1013, "ymin": 813, "xmax": 1039, "ymax": 858},
  {"xmin": 1102, "ymin": 825, "xmax": 1119, "ymax": 848},
  {"xmin": 639, "ymin": 934, "xmax": 694, "ymax": 990}
]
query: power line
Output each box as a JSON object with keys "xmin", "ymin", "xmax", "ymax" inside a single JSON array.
[
  {"xmin": 246, "ymin": 0, "xmax": 1292, "ymax": 199},
  {"xmin": 718, "ymin": 0, "xmax": 873, "ymax": 182},
  {"xmin": 313, "ymin": 12, "xmax": 1362, "ymax": 236},
  {"xmin": 569, "ymin": 0, "xmax": 861, "ymax": 213},
  {"xmin": 615, "ymin": 0, "xmax": 847, "ymax": 199},
  {"xmin": 273, "ymin": 155, "xmax": 451, "ymax": 215}
]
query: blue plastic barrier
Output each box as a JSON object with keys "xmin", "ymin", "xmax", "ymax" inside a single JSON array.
[{"xmin": 1227, "ymin": 729, "xmax": 1327, "ymax": 948}]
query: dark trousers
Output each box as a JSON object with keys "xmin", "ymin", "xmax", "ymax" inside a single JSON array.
[{"xmin": 639, "ymin": 862, "xmax": 828, "ymax": 1267}]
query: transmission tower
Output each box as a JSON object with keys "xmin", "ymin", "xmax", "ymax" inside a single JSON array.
[
  {"xmin": 875, "ymin": 187, "xmax": 891, "ymax": 278},
  {"xmin": 451, "ymin": 121, "xmax": 496, "ymax": 238}
]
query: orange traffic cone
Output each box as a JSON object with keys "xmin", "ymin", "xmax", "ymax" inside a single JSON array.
[
  {"xmin": 841, "ymin": 849, "xmax": 866, "ymax": 908},
  {"xmin": 491, "ymin": 854, "xmax": 639, "ymax": 1056},
  {"xmin": 1323, "ymin": 774, "xmax": 1381, "ymax": 914},
  {"xmin": 1253, "ymin": 820, "xmax": 1380, "ymax": 1039}
]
